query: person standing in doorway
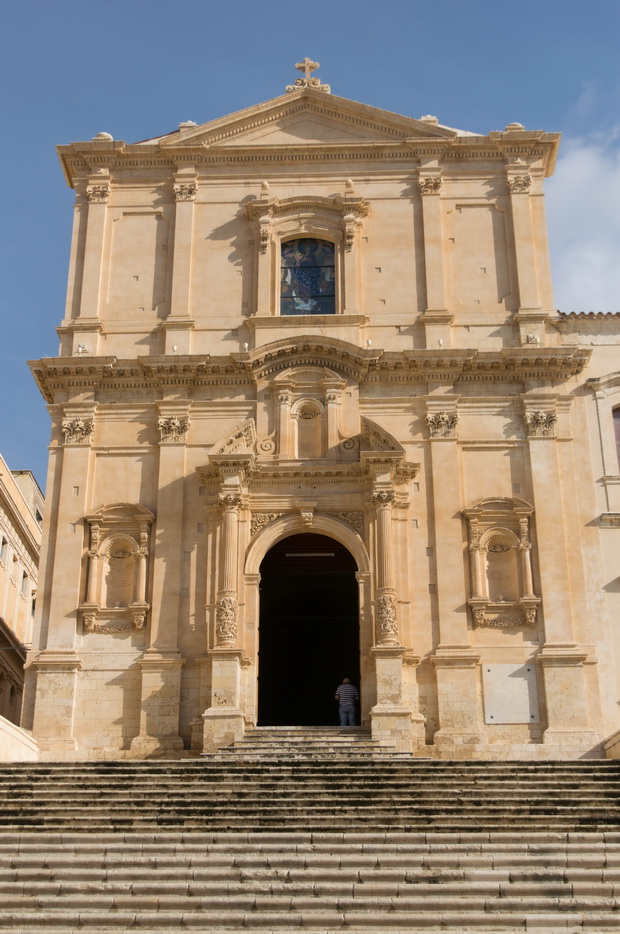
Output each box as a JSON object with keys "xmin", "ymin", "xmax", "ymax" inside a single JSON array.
[{"xmin": 335, "ymin": 677, "xmax": 359, "ymax": 727}]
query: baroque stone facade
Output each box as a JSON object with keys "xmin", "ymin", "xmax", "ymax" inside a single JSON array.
[{"xmin": 23, "ymin": 65, "xmax": 620, "ymax": 760}]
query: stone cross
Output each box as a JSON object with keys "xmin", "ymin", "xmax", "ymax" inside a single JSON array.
[{"xmin": 295, "ymin": 58, "xmax": 320, "ymax": 81}]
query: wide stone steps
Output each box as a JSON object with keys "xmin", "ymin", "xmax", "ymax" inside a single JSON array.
[
  {"xmin": 1, "ymin": 834, "xmax": 620, "ymax": 931},
  {"xmin": 1, "ymin": 759, "xmax": 620, "ymax": 833}
]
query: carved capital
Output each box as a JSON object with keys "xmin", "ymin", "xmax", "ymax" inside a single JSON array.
[
  {"xmin": 524, "ymin": 410, "xmax": 557, "ymax": 437},
  {"xmin": 174, "ymin": 183, "xmax": 197, "ymax": 201},
  {"xmin": 219, "ymin": 492, "xmax": 243, "ymax": 512},
  {"xmin": 86, "ymin": 185, "xmax": 109, "ymax": 203},
  {"xmin": 426, "ymin": 411, "xmax": 459, "ymax": 438},
  {"xmin": 258, "ymin": 217, "xmax": 272, "ymax": 254},
  {"xmin": 371, "ymin": 490, "xmax": 395, "ymax": 507},
  {"xmin": 343, "ymin": 213, "xmax": 361, "ymax": 251},
  {"xmin": 376, "ymin": 591, "xmax": 399, "ymax": 645},
  {"xmin": 215, "ymin": 594, "xmax": 238, "ymax": 646},
  {"xmin": 508, "ymin": 174, "xmax": 531, "ymax": 194},
  {"xmin": 62, "ymin": 417, "xmax": 94, "ymax": 445},
  {"xmin": 418, "ymin": 176, "xmax": 442, "ymax": 195},
  {"xmin": 158, "ymin": 416, "xmax": 190, "ymax": 443}
]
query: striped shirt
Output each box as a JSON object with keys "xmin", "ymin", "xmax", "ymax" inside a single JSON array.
[{"xmin": 335, "ymin": 682, "xmax": 358, "ymax": 705}]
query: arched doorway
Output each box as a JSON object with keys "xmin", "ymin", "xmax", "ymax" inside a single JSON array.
[{"xmin": 257, "ymin": 532, "xmax": 360, "ymax": 726}]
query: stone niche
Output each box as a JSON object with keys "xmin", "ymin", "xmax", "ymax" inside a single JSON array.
[
  {"xmin": 463, "ymin": 498, "xmax": 540, "ymax": 630},
  {"xmin": 79, "ymin": 504, "xmax": 154, "ymax": 634}
]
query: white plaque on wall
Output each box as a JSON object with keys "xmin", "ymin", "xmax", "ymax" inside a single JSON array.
[{"xmin": 482, "ymin": 662, "xmax": 540, "ymax": 724}]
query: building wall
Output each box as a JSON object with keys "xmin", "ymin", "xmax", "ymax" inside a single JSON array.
[{"xmin": 24, "ymin": 85, "xmax": 620, "ymax": 760}]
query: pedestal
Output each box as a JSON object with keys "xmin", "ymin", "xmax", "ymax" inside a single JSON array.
[
  {"xmin": 201, "ymin": 647, "xmax": 246, "ymax": 753},
  {"xmin": 539, "ymin": 646, "xmax": 599, "ymax": 748},
  {"xmin": 370, "ymin": 646, "xmax": 415, "ymax": 753},
  {"xmin": 129, "ymin": 651, "xmax": 185, "ymax": 757},
  {"xmin": 30, "ymin": 651, "xmax": 82, "ymax": 760},
  {"xmin": 431, "ymin": 648, "xmax": 486, "ymax": 748}
]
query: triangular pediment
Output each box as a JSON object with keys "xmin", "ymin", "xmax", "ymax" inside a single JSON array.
[{"xmin": 159, "ymin": 89, "xmax": 459, "ymax": 150}]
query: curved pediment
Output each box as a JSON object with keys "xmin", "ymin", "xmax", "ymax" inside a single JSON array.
[{"xmin": 247, "ymin": 335, "xmax": 376, "ymax": 384}]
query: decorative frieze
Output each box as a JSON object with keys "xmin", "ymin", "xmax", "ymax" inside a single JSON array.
[
  {"xmin": 472, "ymin": 604, "xmax": 538, "ymax": 630},
  {"xmin": 524, "ymin": 410, "xmax": 557, "ymax": 437},
  {"xmin": 62, "ymin": 417, "xmax": 94, "ymax": 445},
  {"xmin": 328, "ymin": 511, "xmax": 364, "ymax": 536},
  {"xmin": 174, "ymin": 183, "xmax": 197, "ymax": 201},
  {"xmin": 426, "ymin": 411, "xmax": 459, "ymax": 438},
  {"xmin": 86, "ymin": 185, "xmax": 109, "ymax": 203},
  {"xmin": 158, "ymin": 416, "xmax": 190, "ymax": 443},
  {"xmin": 82, "ymin": 604, "xmax": 149, "ymax": 634}
]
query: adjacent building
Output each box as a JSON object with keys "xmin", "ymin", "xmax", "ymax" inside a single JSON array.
[
  {"xmin": 23, "ymin": 62, "xmax": 620, "ymax": 760},
  {"xmin": 0, "ymin": 458, "xmax": 43, "ymax": 725}
]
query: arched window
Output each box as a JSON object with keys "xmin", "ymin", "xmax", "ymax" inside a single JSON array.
[{"xmin": 280, "ymin": 238, "xmax": 335, "ymax": 316}]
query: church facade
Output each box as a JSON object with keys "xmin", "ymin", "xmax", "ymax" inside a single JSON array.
[{"xmin": 23, "ymin": 63, "xmax": 620, "ymax": 760}]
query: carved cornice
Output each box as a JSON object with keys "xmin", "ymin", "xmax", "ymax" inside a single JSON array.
[{"xmin": 29, "ymin": 347, "xmax": 592, "ymax": 404}]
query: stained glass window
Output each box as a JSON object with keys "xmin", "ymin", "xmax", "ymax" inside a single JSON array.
[{"xmin": 280, "ymin": 238, "xmax": 335, "ymax": 315}]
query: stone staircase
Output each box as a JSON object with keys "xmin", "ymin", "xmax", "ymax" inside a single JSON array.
[
  {"xmin": 209, "ymin": 725, "xmax": 411, "ymax": 759},
  {"xmin": 1, "ymin": 737, "xmax": 620, "ymax": 930}
]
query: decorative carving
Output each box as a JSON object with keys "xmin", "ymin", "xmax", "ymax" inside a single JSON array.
[
  {"xmin": 132, "ymin": 611, "xmax": 147, "ymax": 630},
  {"xmin": 286, "ymin": 57, "xmax": 330, "ymax": 94},
  {"xmin": 372, "ymin": 490, "xmax": 395, "ymax": 506},
  {"xmin": 251, "ymin": 512, "xmax": 285, "ymax": 536},
  {"xmin": 376, "ymin": 592, "xmax": 399, "ymax": 644},
  {"xmin": 215, "ymin": 594, "xmax": 238, "ymax": 646},
  {"xmin": 219, "ymin": 492, "xmax": 243, "ymax": 511},
  {"xmin": 211, "ymin": 420, "xmax": 256, "ymax": 456},
  {"xmin": 62, "ymin": 418, "xmax": 94, "ymax": 445},
  {"xmin": 299, "ymin": 507, "xmax": 315, "ymax": 527},
  {"xmin": 158, "ymin": 416, "xmax": 190, "ymax": 443},
  {"xmin": 426, "ymin": 411, "xmax": 459, "ymax": 438},
  {"xmin": 86, "ymin": 185, "xmax": 109, "ymax": 203},
  {"xmin": 471, "ymin": 606, "xmax": 537, "ymax": 629},
  {"xmin": 297, "ymin": 401, "xmax": 321, "ymax": 419},
  {"xmin": 259, "ymin": 219, "xmax": 271, "ymax": 254},
  {"xmin": 524, "ymin": 410, "xmax": 557, "ymax": 437},
  {"xmin": 328, "ymin": 511, "xmax": 364, "ymax": 536},
  {"xmin": 487, "ymin": 542, "xmax": 511, "ymax": 553},
  {"xmin": 508, "ymin": 174, "xmax": 531, "ymax": 193},
  {"xmin": 344, "ymin": 213, "xmax": 361, "ymax": 251},
  {"xmin": 418, "ymin": 176, "xmax": 442, "ymax": 195},
  {"xmin": 174, "ymin": 183, "xmax": 197, "ymax": 201}
]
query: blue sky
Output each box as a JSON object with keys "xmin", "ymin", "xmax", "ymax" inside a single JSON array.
[{"xmin": 1, "ymin": 0, "xmax": 619, "ymax": 489}]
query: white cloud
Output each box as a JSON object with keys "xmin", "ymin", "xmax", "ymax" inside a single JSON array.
[{"xmin": 545, "ymin": 135, "xmax": 620, "ymax": 311}]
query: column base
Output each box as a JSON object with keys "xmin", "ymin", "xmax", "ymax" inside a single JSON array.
[
  {"xmin": 202, "ymin": 706, "xmax": 245, "ymax": 753},
  {"xmin": 543, "ymin": 727, "xmax": 599, "ymax": 747}
]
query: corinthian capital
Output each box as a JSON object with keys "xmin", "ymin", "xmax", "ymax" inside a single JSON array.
[
  {"xmin": 371, "ymin": 490, "xmax": 395, "ymax": 507},
  {"xmin": 174, "ymin": 183, "xmax": 197, "ymax": 201},
  {"xmin": 62, "ymin": 417, "xmax": 94, "ymax": 445},
  {"xmin": 86, "ymin": 185, "xmax": 110, "ymax": 203},
  {"xmin": 219, "ymin": 492, "xmax": 243, "ymax": 511},
  {"xmin": 418, "ymin": 176, "xmax": 442, "ymax": 195},
  {"xmin": 524, "ymin": 410, "xmax": 557, "ymax": 437},
  {"xmin": 426, "ymin": 411, "xmax": 459, "ymax": 438},
  {"xmin": 158, "ymin": 416, "xmax": 190, "ymax": 443}
]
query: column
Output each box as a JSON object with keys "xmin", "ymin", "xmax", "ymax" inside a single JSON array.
[
  {"xmin": 276, "ymin": 387, "xmax": 293, "ymax": 458},
  {"xmin": 30, "ymin": 405, "xmax": 95, "ymax": 758},
  {"xmin": 369, "ymin": 488, "xmax": 413, "ymax": 753},
  {"xmin": 129, "ymin": 403, "xmax": 189, "ymax": 757},
  {"xmin": 426, "ymin": 397, "xmax": 486, "ymax": 749},
  {"xmin": 164, "ymin": 168, "xmax": 197, "ymax": 353},
  {"xmin": 524, "ymin": 400, "xmax": 597, "ymax": 747},
  {"xmin": 418, "ymin": 164, "xmax": 453, "ymax": 348},
  {"xmin": 323, "ymin": 381, "xmax": 343, "ymax": 457},
  {"xmin": 202, "ymin": 489, "xmax": 246, "ymax": 752},
  {"xmin": 79, "ymin": 174, "xmax": 110, "ymax": 320},
  {"xmin": 507, "ymin": 166, "xmax": 548, "ymax": 345}
]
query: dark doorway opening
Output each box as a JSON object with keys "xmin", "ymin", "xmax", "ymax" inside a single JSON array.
[{"xmin": 258, "ymin": 533, "xmax": 360, "ymax": 726}]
